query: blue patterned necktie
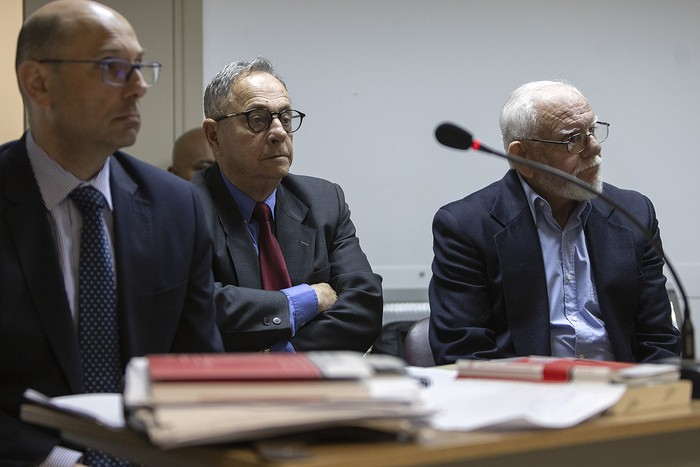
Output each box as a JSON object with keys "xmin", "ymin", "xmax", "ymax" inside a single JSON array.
[
  {"xmin": 70, "ymin": 185, "xmax": 122, "ymax": 393},
  {"xmin": 70, "ymin": 186, "xmax": 129, "ymax": 467}
]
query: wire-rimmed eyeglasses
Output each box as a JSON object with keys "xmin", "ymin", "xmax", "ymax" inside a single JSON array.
[
  {"xmin": 213, "ymin": 109, "xmax": 305, "ymax": 134},
  {"xmin": 38, "ymin": 58, "xmax": 162, "ymax": 87},
  {"xmin": 523, "ymin": 121, "xmax": 610, "ymax": 154}
]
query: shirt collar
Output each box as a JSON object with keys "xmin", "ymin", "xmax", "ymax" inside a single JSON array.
[
  {"xmin": 26, "ymin": 131, "xmax": 113, "ymax": 210},
  {"xmin": 219, "ymin": 170, "xmax": 278, "ymax": 223}
]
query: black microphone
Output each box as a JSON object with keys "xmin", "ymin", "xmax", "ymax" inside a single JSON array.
[{"xmin": 435, "ymin": 122, "xmax": 700, "ymax": 392}]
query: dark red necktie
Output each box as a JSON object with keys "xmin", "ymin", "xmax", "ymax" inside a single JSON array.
[{"xmin": 253, "ymin": 202, "xmax": 292, "ymax": 290}]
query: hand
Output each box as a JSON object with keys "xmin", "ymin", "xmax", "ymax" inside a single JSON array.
[{"xmin": 310, "ymin": 282, "xmax": 337, "ymax": 313}]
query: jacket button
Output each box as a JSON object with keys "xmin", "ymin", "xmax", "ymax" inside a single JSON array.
[
  {"xmin": 263, "ymin": 317, "xmax": 271, "ymax": 326},
  {"xmin": 272, "ymin": 317, "xmax": 281, "ymax": 325}
]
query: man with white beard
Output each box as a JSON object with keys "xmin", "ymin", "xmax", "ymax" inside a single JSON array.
[{"xmin": 428, "ymin": 80, "xmax": 680, "ymax": 365}]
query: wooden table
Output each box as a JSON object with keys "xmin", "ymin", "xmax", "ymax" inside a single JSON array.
[{"xmin": 21, "ymin": 401, "xmax": 700, "ymax": 466}]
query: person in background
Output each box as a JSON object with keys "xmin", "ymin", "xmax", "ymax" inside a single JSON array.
[
  {"xmin": 168, "ymin": 127, "xmax": 215, "ymax": 180},
  {"xmin": 429, "ymin": 80, "xmax": 681, "ymax": 365},
  {"xmin": 0, "ymin": 1, "xmax": 223, "ymax": 464},
  {"xmin": 192, "ymin": 57, "xmax": 383, "ymax": 353}
]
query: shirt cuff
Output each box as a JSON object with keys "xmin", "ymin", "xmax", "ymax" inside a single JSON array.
[
  {"xmin": 38, "ymin": 446, "xmax": 83, "ymax": 467},
  {"xmin": 282, "ymin": 283, "xmax": 318, "ymax": 335}
]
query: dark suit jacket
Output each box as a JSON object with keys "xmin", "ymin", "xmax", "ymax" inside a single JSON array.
[
  {"xmin": 429, "ymin": 169, "xmax": 681, "ymax": 365},
  {"xmin": 192, "ymin": 164, "xmax": 383, "ymax": 352},
  {"xmin": 0, "ymin": 136, "xmax": 223, "ymax": 464}
]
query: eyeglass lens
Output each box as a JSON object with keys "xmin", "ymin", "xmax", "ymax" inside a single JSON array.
[
  {"xmin": 247, "ymin": 109, "xmax": 304, "ymax": 133},
  {"xmin": 102, "ymin": 59, "xmax": 160, "ymax": 86},
  {"xmin": 569, "ymin": 123, "xmax": 609, "ymax": 154}
]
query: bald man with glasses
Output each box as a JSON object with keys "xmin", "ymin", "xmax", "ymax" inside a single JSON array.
[
  {"xmin": 429, "ymin": 80, "xmax": 680, "ymax": 365},
  {"xmin": 192, "ymin": 57, "xmax": 383, "ymax": 354},
  {"xmin": 0, "ymin": 1, "xmax": 222, "ymax": 463}
]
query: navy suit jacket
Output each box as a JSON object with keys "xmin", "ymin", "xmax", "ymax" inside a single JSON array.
[
  {"xmin": 192, "ymin": 164, "xmax": 383, "ymax": 352},
  {"xmin": 429, "ymin": 169, "xmax": 681, "ymax": 365},
  {"xmin": 0, "ymin": 136, "xmax": 223, "ymax": 464}
]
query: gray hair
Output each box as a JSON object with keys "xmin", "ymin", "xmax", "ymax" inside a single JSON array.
[
  {"xmin": 203, "ymin": 57, "xmax": 287, "ymax": 118},
  {"xmin": 499, "ymin": 80, "xmax": 583, "ymax": 152}
]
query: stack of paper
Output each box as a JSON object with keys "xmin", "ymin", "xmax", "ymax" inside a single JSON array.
[
  {"xmin": 406, "ymin": 365, "xmax": 691, "ymax": 432},
  {"xmin": 123, "ymin": 352, "xmax": 429, "ymax": 449}
]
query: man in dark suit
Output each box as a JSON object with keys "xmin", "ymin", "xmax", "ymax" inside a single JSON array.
[
  {"xmin": 0, "ymin": 1, "xmax": 223, "ymax": 464},
  {"xmin": 429, "ymin": 80, "xmax": 681, "ymax": 365},
  {"xmin": 192, "ymin": 57, "xmax": 383, "ymax": 353}
]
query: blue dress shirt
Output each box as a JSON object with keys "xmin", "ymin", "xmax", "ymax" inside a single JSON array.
[{"xmin": 519, "ymin": 176, "xmax": 614, "ymax": 360}]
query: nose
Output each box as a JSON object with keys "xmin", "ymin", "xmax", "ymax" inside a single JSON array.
[
  {"xmin": 124, "ymin": 68, "xmax": 148, "ymax": 98},
  {"xmin": 581, "ymin": 133, "xmax": 601, "ymax": 157},
  {"xmin": 267, "ymin": 116, "xmax": 289, "ymax": 142}
]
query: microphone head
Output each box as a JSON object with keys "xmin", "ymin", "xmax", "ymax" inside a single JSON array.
[{"xmin": 435, "ymin": 122, "xmax": 474, "ymax": 150}]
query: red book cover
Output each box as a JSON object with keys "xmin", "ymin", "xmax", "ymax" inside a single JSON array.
[{"xmin": 147, "ymin": 353, "xmax": 324, "ymax": 382}]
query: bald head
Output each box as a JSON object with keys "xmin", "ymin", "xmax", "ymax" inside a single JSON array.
[
  {"xmin": 169, "ymin": 128, "xmax": 215, "ymax": 180},
  {"xmin": 499, "ymin": 80, "xmax": 587, "ymax": 151},
  {"xmin": 16, "ymin": 0, "xmax": 133, "ymax": 70},
  {"xmin": 15, "ymin": 0, "xmax": 149, "ymax": 180}
]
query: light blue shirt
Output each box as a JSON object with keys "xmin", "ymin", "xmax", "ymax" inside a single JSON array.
[
  {"xmin": 519, "ymin": 176, "xmax": 614, "ymax": 360},
  {"xmin": 221, "ymin": 173, "xmax": 317, "ymax": 352}
]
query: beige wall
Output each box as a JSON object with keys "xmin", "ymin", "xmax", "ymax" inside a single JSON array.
[{"xmin": 0, "ymin": 0, "xmax": 24, "ymax": 142}]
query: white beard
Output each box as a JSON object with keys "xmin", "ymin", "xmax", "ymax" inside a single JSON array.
[{"xmin": 533, "ymin": 155, "xmax": 603, "ymax": 201}]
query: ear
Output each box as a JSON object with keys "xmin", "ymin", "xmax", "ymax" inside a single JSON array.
[
  {"xmin": 203, "ymin": 119, "xmax": 222, "ymax": 159},
  {"xmin": 17, "ymin": 61, "xmax": 52, "ymax": 108},
  {"xmin": 508, "ymin": 141, "xmax": 535, "ymax": 179}
]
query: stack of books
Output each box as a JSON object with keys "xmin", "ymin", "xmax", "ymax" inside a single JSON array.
[{"xmin": 123, "ymin": 351, "xmax": 429, "ymax": 449}]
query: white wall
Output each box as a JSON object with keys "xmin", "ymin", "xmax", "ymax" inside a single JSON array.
[{"xmin": 203, "ymin": 0, "xmax": 700, "ymax": 319}]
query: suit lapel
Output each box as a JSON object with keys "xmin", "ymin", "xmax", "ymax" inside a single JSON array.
[
  {"xmin": 275, "ymin": 182, "xmax": 315, "ymax": 284},
  {"xmin": 492, "ymin": 171, "xmax": 551, "ymax": 356},
  {"xmin": 1, "ymin": 139, "xmax": 83, "ymax": 391},
  {"xmin": 586, "ymin": 197, "xmax": 636, "ymax": 356},
  {"xmin": 204, "ymin": 169, "xmax": 316, "ymax": 287},
  {"xmin": 205, "ymin": 166, "xmax": 261, "ymax": 288},
  {"xmin": 109, "ymin": 157, "xmax": 154, "ymax": 358}
]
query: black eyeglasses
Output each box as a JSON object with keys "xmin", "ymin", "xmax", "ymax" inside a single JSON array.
[
  {"xmin": 38, "ymin": 58, "xmax": 161, "ymax": 87},
  {"xmin": 523, "ymin": 121, "xmax": 610, "ymax": 154},
  {"xmin": 213, "ymin": 109, "xmax": 305, "ymax": 133}
]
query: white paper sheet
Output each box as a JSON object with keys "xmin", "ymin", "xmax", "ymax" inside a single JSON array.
[
  {"xmin": 24, "ymin": 389, "xmax": 125, "ymax": 429},
  {"xmin": 407, "ymin": 367, "xmax": 626, "ymax": 431}
]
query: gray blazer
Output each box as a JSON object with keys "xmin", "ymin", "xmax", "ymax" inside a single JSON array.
[{"xmin": 192, "ymin": 164, "xmax": 383, "ymax": 352}]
